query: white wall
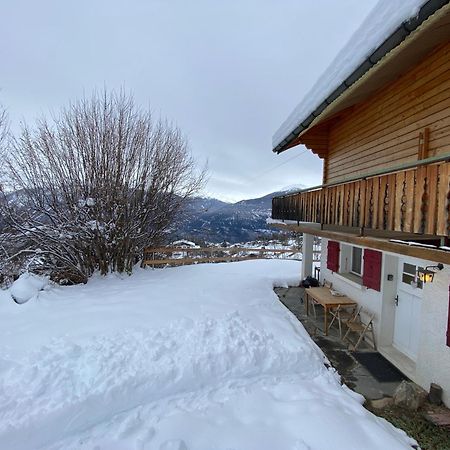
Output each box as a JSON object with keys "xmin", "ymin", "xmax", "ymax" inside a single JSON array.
[
  {"xmin": 416, "ymin": 266, "xmax": 450, "ymax": 406},
  {"xmin": 320, "ymin": 238, "xmax": 450, "ymax": 406},
  {"xmin": 379, "ymin": 253, "xmax": 398, "ymax": 348},
  {"xmin": 320, "ymin": 238, "xmax": 385, "ymax": 344}
]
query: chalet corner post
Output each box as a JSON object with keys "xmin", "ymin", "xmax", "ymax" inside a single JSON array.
[{"xmin": 301, "ymin": 233, "xmax": 314, "ymax": 281}]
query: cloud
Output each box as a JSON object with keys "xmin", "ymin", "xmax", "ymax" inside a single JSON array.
[{"xmin": 0, "ymin": 0, "xmax": 377, "ymax": 201}]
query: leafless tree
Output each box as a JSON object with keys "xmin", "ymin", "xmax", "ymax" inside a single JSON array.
[{"xmin": 0, "ymin": 91, "xmax": 206, "ymax": 282}]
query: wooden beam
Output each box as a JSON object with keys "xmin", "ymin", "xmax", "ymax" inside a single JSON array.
[
  {"xmin": 322, "ymin": 224, "xmax": 438, "ymax": 240},
  {"xmin": 418, "ymin": 127, "xmax": 430, "ymax": 160},
  {"xmin": 270, "ymin": 223, "xmax": 450, "ymax": 264},
  {"xmin": 424, "ymin": 127, "xmax": 430, "ymax": 159},
  {"xmin": 144, "ymin": 247, "xmax": 306, "ymax": 254}
]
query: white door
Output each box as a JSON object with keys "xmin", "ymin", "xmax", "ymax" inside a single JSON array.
[{"xmin": 393, "ymin": 260, "xmax": 423, "ymax": 360}]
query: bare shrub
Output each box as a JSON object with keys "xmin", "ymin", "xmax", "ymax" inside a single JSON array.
[
  {"xmin": 1, "ymin": 91, "xmax": 205, "ymax": 282},
  {"xmin": 0, "ymin": 104, "xmax": 10, "ymax": 205}
]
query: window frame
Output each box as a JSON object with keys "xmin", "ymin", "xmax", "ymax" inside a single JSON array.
[
  {"xmin": 401, "ymin": 262, "xmax": 423, "ymax": 289},
  {"xmin": 350, "ymin": 246, "xmax": 363, "ymax": 277}
]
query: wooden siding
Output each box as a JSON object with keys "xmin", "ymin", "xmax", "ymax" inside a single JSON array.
[
  {"xmin": 272, "ymin": 161, "xmax": 450, "ymax": 237},
  {"xmin": 325, "ymin": 42, "xmax": 450, "ymax": 184}
]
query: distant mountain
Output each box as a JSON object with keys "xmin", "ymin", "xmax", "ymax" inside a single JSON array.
[
  {"xmin": 1, "ymin": 186, "xmax": 307, "ymax": 245},
  {"xmin": 174, "ymin": 186, "xmax": 305, "ymax": 244}
]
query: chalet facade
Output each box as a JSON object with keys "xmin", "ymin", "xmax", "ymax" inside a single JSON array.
[{"xmin": 272, "ymin": 1, "xmax": 450, "ymax": 405}]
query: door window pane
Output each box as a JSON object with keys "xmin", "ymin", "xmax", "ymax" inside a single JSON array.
[
  {"xmin": 403, "ymin": 263, "xmax": 416, "ymax": 275},
  {"xmin": 402, "ymin": 273, "xmax": 415, "ymax": 285},
  {"xmin": 401, "ymin": 263, "xmax": 423, "ymax": 289}
]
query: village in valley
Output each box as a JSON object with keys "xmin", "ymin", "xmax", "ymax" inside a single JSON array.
[{"xmin": 0, "ymin": 1, "xmax": 450, "ymax": 449}]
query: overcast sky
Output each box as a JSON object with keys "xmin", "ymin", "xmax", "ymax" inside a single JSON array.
[{"xmin": 1, "ymin": 0, "xmax": 378, "ymax": 202}]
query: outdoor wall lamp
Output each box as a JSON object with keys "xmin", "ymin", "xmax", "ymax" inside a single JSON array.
[{"xmin": 417, "ymin": 263, "xmax": 444, "ymax": 283}]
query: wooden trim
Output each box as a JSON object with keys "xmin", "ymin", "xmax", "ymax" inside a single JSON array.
[
  {"xmin": 362, "ymin": 249, "xmax": 382, "ymax": 292},
  {"xmin": 143, "ymin": 246, "xmax": 304, "ymax": 254},
  {"xmin": 144, "ymin": 256, "xmax": 267, "ymax": 266},
  {"xmin": 326, "ymin": 241, "xmax": 340, "ymax": 272},
  {"xmin": 273, "ymin": 160, "xmax": 450, "ymax": 237},
  {"xmin": 274, "ymin": 153, "xmax": 450, "ymax": 199},
  {"xmin": 447, "ymin": 285, "xmax": 450, "ymax": 347},
  {"xmin": 329, "ymin": 61, "xmax": 450, "ymax": 146},
  {"xmin": 270, "ymin": 223, "xmax": 450, "ymax": 264},
  {"xmin": 142, "ymin": 246, "xmax": 321, "ymax": 268},
  {"xmin": 323, "ymin": 156, "xmax": 329, "ymax": 184},
  {"xmin": 292, "ymin": 6, "xmax": 450, "ymax": 145}
]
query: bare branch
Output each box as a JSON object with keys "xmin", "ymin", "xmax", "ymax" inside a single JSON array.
[{"xmin": 1, "ymin": 90, "xmax": 206, "ymax": 281}]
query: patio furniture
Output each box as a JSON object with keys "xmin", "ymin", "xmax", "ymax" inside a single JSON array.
[
  {"xmin": 328, "ymin": 304, "xmax": 361, "ymax": 338},
  {"xmin": 343, "ymin": 310, "xmax": 376, "ymax": 350},
  {"xmin": 309, "ymin": 280, "xmax": 332, "ymax": 318},
  {"xmin": 304, "ymin": 287, "xmax": 357, "ymax": 336}
]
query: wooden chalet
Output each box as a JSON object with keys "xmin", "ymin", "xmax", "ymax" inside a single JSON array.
[{"xmin": 272, "ymin": 0, "xmax": 450, "ymax": 406}]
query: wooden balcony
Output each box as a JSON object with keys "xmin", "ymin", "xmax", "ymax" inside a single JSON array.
[{"xmin": 273, "ymin": 160, "xmax": 450, "ymax": 237}]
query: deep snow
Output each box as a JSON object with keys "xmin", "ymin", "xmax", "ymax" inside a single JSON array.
[
  {"xmin": 273, "ymin": 0, "xmax": 428, "ymax": 148},
  {"xmin": 0, "ymin": 260, "xmax": 416, "ymax": 449},
  {"xmin": 9, "ymin": 272, "xmax": 50, "ymax": 304}
]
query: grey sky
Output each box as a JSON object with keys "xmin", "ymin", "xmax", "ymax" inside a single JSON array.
[{"xmin": 1, "ymin": 0, "xmax": 377, "ymax": 202}]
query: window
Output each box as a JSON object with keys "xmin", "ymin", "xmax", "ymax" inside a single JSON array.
[
  {"xmin": 351, "ymin": 247, "xmax": 363, "ymax": 276},
  {"xmin": 337, "ymin": 245, "xmax": 382, "ymax": 291},
  {"xmin": 402, "ymin": 263, "xmax": 423, "ymax": 289}
]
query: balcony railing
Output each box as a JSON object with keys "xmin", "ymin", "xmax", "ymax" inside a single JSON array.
[{"xmin": 272, "ymin": 159, "xmax": 450, "ymax": 237}]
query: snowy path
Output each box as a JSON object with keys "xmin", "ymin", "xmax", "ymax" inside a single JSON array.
[{"xmin": 0, "ymin": 260, "xmax": 416, "ymax": 450}]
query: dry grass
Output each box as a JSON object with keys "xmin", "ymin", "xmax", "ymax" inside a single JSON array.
[{"xmin": 367, "ymin": 404, "xmax": 450, "ymax": 450}]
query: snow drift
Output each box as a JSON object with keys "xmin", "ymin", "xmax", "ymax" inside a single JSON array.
[
  {"xmin": 0, "ymin": 260, "xmax": 417, "ymax": 449},
  {"xmin": 9, "ymin": 272, "xmax": 49, "ymax": 304}
]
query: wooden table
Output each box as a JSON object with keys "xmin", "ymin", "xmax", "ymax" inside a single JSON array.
[{"xmin": 305, "ymin": 287, "xmax": 357, "ymax": 335}]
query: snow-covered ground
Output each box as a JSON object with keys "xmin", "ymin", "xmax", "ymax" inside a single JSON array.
[{"xmin": 0, "ymin": 260, "xmax": 417, "ymax": 450}]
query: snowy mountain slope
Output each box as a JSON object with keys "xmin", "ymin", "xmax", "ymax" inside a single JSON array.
[
  {"xmin": 176, "ymin": 186, "xmax": 305, "ymax": 243},
  {"xmin": 0, "ymin": 260, "xmax": 416, "ymax": 450},
  {"xmin": 1, "ymin": 186, "xmax": 304, "ymax": 244}
]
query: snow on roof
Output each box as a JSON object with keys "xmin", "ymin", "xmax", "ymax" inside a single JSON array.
[{"xmin": 273, "ymin": 0, "xmax": 429, "ymax": 149}]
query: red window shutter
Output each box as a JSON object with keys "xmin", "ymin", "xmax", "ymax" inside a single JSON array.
[
  {"xmin": 447, "ymin": 286, "xmax": 450, "ymax": 347},
  {"xmin": 363, "ymin": 249, "xmax": 382, "ymax": 291},
  {"xmin": 327, "ymin": 241, "xmax": 340, "ymax": 272}
]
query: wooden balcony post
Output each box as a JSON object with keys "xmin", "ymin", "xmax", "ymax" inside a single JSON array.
[
  {"xmin": 359, "ymin": 179, "xmax": 367, "ymax": 236},
  {"xmin": 436, "ymin": 162, "xmax": 450, "ymax": 236}
]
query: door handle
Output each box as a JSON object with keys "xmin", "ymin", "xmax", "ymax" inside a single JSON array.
[{"xmin": 394, "ymin": 295, "xmax": 399, "ymax": 306}]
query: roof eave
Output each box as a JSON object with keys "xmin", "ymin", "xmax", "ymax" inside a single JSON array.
[{"xmin": 273, "ymin": 0, "xmax": 450, "ymax": 154}]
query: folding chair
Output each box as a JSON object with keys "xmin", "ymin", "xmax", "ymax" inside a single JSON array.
[
  {"xmin": 327, "ymin": 304, "xmax": 361, "ymax": 338},
  {"xmin": 343, "ymin": 310, "xmax": 376, "ymax": 351}
]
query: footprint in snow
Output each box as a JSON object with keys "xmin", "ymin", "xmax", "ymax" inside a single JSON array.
[
  {"xmin": 292, "ymin": 438, "xmax": 311, "ymax": 450},
  {"xmin": 159, "ymin": 439, "xmax": 188, "ymax": 450}
]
